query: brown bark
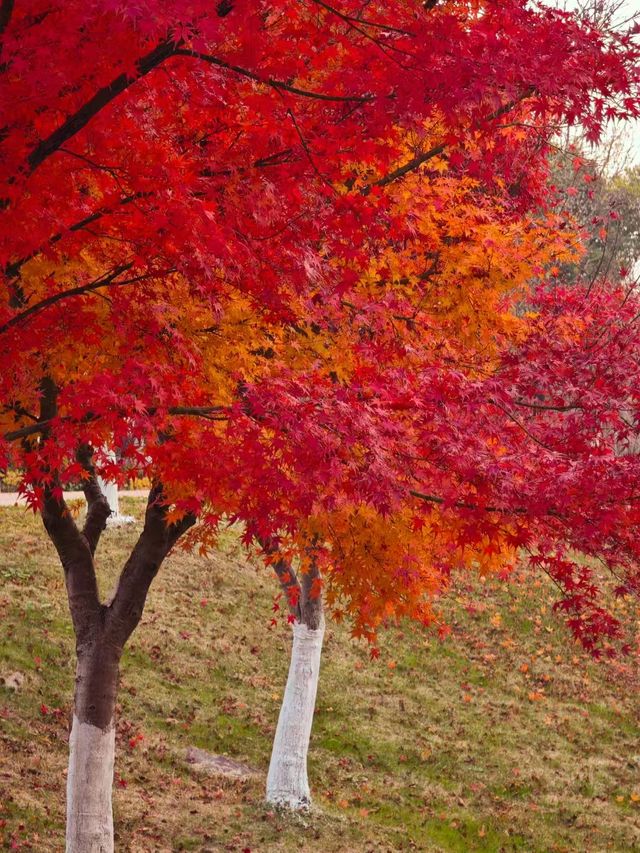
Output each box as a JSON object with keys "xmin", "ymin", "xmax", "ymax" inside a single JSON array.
[
  {"xmin": 106, "ymin": 483, "xmax": 196, "ymax": 646},
  {"xmin": 42, "ymin": 479, "xmax": 196, "ymax": 726},
  {"xmin": 299, "ymin": 559, "xmax": 323, "ymax": 630},
  {"xmin": 259, "ymin": 536, "xmax": 323, "ymax": 629},
  {"xmin": 73, "ymin": 633, "xmax": 121, "ymax": 730}
]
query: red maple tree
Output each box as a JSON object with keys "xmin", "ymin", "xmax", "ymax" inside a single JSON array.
[{"xmin": 1, "ymin": 0, "xmax": 639, "ymax": 847}]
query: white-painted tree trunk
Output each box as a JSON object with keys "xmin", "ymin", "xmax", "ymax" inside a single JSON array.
[
  {"xmin": 266, "ymin": 620, "xmax": 325, "ymax": 809},
  {"xmin": 66, "ymin": 715, "xmax": 116, "ymax": 853},
  {"xmin": 96, "ymin": 474, "xmax": 134, "ymax": 526}
]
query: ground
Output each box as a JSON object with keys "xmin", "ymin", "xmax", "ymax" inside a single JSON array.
[{"xmin": 1, "ymin": 498, "xmax": 639, "ymax": 852}]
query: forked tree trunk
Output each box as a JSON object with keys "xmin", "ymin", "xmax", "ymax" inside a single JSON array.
[
  {"xmin": 263, "ymin": 543, "xmax": 324, "ymax": 809},
  {"xmin": 37, "ymin": 428, "xmax": 195, "ymax": 851}
]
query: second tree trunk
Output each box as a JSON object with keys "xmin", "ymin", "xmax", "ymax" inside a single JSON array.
[{"xmin": 266, "ymin": 619, "xmax": 325, "ymax": 808}]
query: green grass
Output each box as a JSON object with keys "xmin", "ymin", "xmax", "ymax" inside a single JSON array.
[{"xmin": 1, "ymin": 500, "xmax": 639, "ymax": 851}]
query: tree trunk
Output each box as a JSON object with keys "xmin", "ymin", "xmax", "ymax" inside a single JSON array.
[
  {"xmin": 66, "ymin": 636, "xmax": 120, "ymax": 853},
  {"xmin": 97, "ymin": 447, "xmax": 134, "ymax": 526},
  {"xmin": 263, "ymin": 543, "xmax": 324, "ymax": 810},
  {"xmin": 266, "ymin": 618, "xmax": 325, "ymax": 808},
  {"xmin": 96, "ymin": 478, "xmax": 135, "ymax": 525},
  {"xmin": 39, "ymin": 450, "xmax": 196, "ymax": 849},
  {"xmin": 34, "ymin": 391, "xmax": 197, "ymax": 848}
]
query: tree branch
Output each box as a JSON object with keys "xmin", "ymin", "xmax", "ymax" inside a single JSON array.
[
  {"xmin": 311, "ymin": 0, "xmax": 416, "ymax": 37},
  {"xmin": 36, "ymin": 380, "xmax": 101, "ymax": 639},
  {"xmin": 286, "ymin": 107, "xmax": 336, "ymax": 191},
  {"xmin": 0, "ymin": 263, "xmax": 180, "ymax": 337},
  {"xmin": 260, "ymin": 535, "xmax": 323, "ymax": 629},
  {"xmin": 409, "ymin": 489, "xmax": 525, "ymax": 514},
  {"xmin": 361, "ymin": 87, "xmax": 536, "ymax": 194},
  {"xmin": 259, "ymin": 535, "xmax": 302, "ymax": 622},
  {"xmin": 41, "ymin": 484, "xmax": 102, "ymax": 640},
  {"xmin": 76, "ymin": 444, "xmax": 111, "ymax": 556},
  {"xmin": 3, "ymin": 193, "xmax": 146, "ymax": 282},
  {"xmin": 409, "ymin": 489, "xmax": 563, "ymax": 519},
  {"xmin": 3, "ymin": 405, "xmax": 228, "ymax": 443},
  {"xmin": 106, "ymin": 484, "xmax": 196, "ymax": 644},
  {"xmin": 173, "ymin": 48, "xmax": 372, "ymax": 103},
  {"xmin": 299, "ymin": 550, "xmax": 323, "ymax": 630},
  {"xmin": 512, "ymin": 399, "xmax": 582, "ymax": 412},
  {"xmin": 0, "ymin": 0, "xmax": 14, "ymax": 37},
  {"xmin": 26, "ymin": 40, "xmax": 178, "ymax": 173}
]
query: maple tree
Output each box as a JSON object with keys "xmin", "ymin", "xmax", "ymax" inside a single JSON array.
[
  {"xmin": 1, "ymin": 0, "xmax": 639, "ymax": 846},
  {"xmin": 235, "ymin": 120, "xmax": 640, "ymax": 806}
]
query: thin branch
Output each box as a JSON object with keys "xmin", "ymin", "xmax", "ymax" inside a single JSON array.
[
  {"xmin": 491, "ymin": 399, "xmax": 573, "ymax": 456},
  {"xmin": 0, "ymin": 264, "xmax": 180, "ymax": 337},
  {"xmin": 3, "ymin": 405, "xmax": 229, "ymax": 443},
  {"xmin": 3, "ymin": 193, "xmax": 147, "ymax": 282},
  {"xmin": 286, "ymin": 107, "xmax": 336, "ymax": 191},
  {"xmin": 76, "ymin": 444, "xmax": 111, "ymax": 556},
  {"xmin": 409, "ymin": 489, "xmax": 528, "ymax": 515},
  {"xmin": 310, "ymin": 0, "xmax": 416, "ymax": 36},
  {"xmin": 309, "ymin": 0, "xmax": 413, "ymax": 63},
  {"xmin": 361, "ymin": 142, "xmax": 446, "ymax": 194},
  {"xmin": 511, "ymin": 399, "xmax": 582, "ymax": 412},
  {"xmin": 59, "ymin": 146, "xmax": 124, "ymax": 177},
  {"xmin": 362, "ymin": 87, "xmax": 536, "ymax": 194},
  {"xmin": 168, "ymin": 405, "xmax": 228, "ymax": 421},
  {"xmin": 174, "ymin": 48, "xmax": 372, "ymax": 103},
  {"xmin": 0, "ymin": 262, "xmax": 133, "ymax": 334}
]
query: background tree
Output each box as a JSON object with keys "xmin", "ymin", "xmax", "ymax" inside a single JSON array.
[
  {"xmin": 550, "ymin": 145, "xmax": 640, "ymax": 283},
  {"xmin": 242, "ymin": 113, "xmax": 635, "ymax": 809}
]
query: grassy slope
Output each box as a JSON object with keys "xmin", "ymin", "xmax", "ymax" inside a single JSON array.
[{"xmin": 1, "ymin": 499, "xmax": 639, "ymax": 852}]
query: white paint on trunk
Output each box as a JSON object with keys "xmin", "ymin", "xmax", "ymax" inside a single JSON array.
[
  {"xmin": 266, "ymin": 620, "xmax": 324, "ymax": 809},
  {"xmin": 96, "ymin": 477, "xmax": 135, "ymax": 526},
  {"xmin": 66, "ymin": 715, "xmax": 115, "ymax": 853}
]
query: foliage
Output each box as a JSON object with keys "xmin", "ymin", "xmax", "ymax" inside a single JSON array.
[{"xmin": 1, "ymin": 1, "xmax": 639, "ymax": 647}]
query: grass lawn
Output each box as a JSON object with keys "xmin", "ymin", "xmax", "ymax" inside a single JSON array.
[{"xmin": 1, "ymin": 499, "xmax": 639, "ymax": 851}]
